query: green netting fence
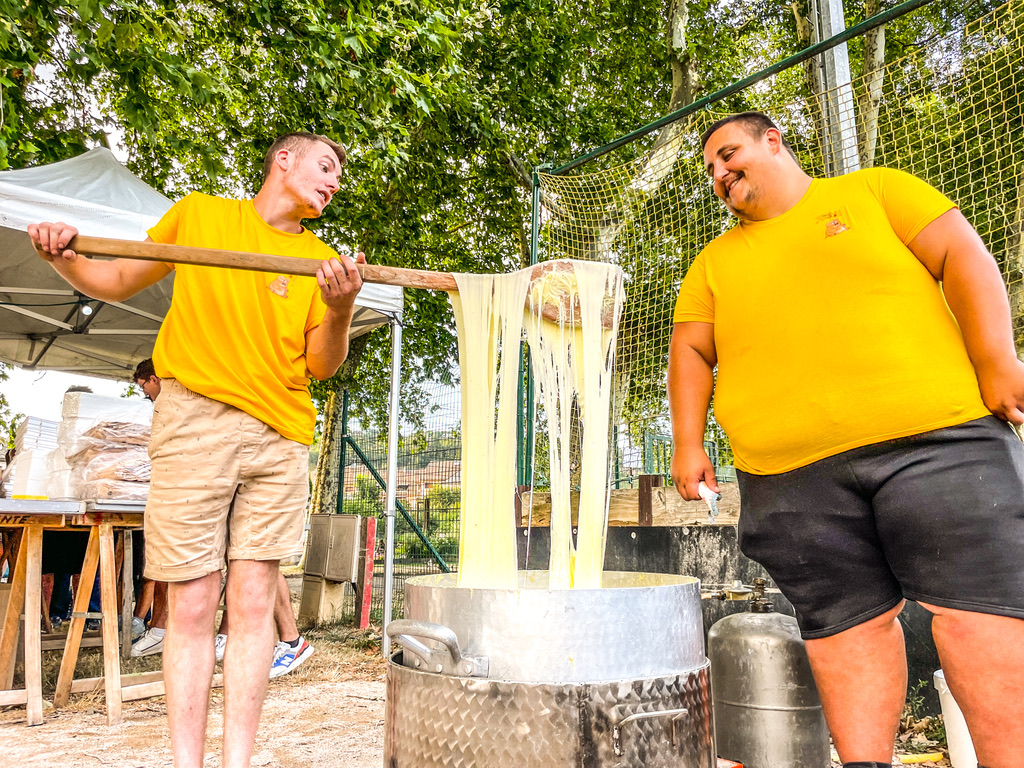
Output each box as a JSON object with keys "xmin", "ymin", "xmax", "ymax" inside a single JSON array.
[
  {"xmin": 327, "ymin": 0, "xmax": 1024, "ymax": 625},
  {"xmin": 537, "ymin": 0, "xmax": 1024, "ymax": 486}
]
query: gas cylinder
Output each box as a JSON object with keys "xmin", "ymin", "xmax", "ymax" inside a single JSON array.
[{"xmin": 708, "ymin": 578, "xmax": 830, "ymax": 768}]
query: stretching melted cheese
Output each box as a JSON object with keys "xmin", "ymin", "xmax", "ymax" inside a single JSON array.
[{"xmin": 452, "ymin": 261, "xmax": 625, "ymax": 590}]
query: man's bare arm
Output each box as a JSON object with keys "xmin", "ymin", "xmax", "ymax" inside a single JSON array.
[
  {"xmin": 305, "ymin": 253, "xmax": 365, "ymax": 381},
  {"xmin": 668, "ymin": 321, "xmax": 719, "ymax": 499},
  {"xmin": 30, "ymin": 223, "xmax": 171, "ymax": 301},
  {"xmin": 908, "ymin": 208, "xmax": 1024, "ymax": 424}
]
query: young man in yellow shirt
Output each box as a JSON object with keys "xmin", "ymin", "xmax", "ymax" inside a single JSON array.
[
  {"xmin": 30, "ymin": 132, "xmax": 363, "ymax": 768},
  {"xmin": 670, "ymin": 112, "xmax": 1024, "ymax": 768}
]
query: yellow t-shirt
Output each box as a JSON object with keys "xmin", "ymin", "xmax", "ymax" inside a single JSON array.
[
  {"xmin": 674, "ymin": 167, "xmax": 990, "ymax": 475},
  {"xmin": 149, "ymin": 192, "xmax": 334, "ymax": 444}
]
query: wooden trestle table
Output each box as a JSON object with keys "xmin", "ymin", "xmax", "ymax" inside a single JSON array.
[{"xmin": 0, "ymin": 498, "xmax": 144, "ymax": 725}]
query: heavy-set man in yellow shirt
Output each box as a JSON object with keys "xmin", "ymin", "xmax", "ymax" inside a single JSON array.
[
  {"xmin": 670, "ymin": 112, "xmax": 1024, "ymax": 768},
  {"xmin": 30, "ymin": 132, "xmax": 363, "ymax": 768}
]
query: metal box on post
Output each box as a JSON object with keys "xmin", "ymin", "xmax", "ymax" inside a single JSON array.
[
  {"xmin": 304, "ymin": 514, "xmax": 361, "ymax": 583},
  {"xmin": 298, "ymin": 576, "xmax": 351, "ymax": 624}
]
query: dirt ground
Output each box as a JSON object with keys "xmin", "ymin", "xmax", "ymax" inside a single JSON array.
[
  {"xmin": 0, "ymin": 573, "xmax": 388, "ymax": 768},
  {"xmin": 0, "ymin": 632, "xmax": 387, "ymax": 768}
]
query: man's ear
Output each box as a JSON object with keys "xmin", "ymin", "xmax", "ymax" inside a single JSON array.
[
  {"xmin": 764, "ymin": 128, "xmax": 783, "ymax": 156},
  {"xmin": 273, "ymin": 148, "xmax": 292, "ymax": 173}
]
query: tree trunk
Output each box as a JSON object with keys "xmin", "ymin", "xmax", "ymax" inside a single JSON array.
[
  {"xmin": 857, "ymin": 0, "xmax": 886, "ymax": 168},
  {"xmin": 310, "ymin": 390, "xmax": 346, "ymax": 516},
  {"xmin": 578, "ymin": 0, "xmax": 695, "ymax": 261},
  {"xmin": 791, "ymin": 0, "xmax": 826, "ymax": 157}
]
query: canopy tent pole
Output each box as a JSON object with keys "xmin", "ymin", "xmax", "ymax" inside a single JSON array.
[{"xmin": 382, "ymin": 315, "xmax": 403, "ymax": 656}]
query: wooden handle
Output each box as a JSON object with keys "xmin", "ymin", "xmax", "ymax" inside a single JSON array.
[
  {"xmin": 57, "ymin": 235, "xmax": 459, "ymax": 292},
  {"xmin": 42, "ymin": 235, "xmax": 616, "ymax": 327}
]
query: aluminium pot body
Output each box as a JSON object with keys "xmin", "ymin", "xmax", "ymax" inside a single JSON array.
[
  {"xmin": 384, "ymin": 653, "xmax": 714, "ymax": 768},
  {"xmin": 383, "ymin": 570, "xmax": 714, "ymax": 767},
  {"xmin": 399, "ymin": 570, "xmax": 706, "ymax": 683}
]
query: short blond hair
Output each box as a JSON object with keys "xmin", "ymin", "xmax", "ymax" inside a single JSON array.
[{"xmin": 262, "ymin": 132, "xmax": 346, "ymax": 182}]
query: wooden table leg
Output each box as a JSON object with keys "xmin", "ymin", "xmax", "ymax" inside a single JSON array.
[
  {"xmin": 23, "ymin": 526, "xmax": 44, "ymax": 725},
  {"xmin": 53, "ymin": 527, "xmax": 100, "ymax": 708},
  {"xmin": 99, "ymin": 523, "xmax": 123, "ymax": 725},
  {"xmin": 0, "ymin": 528, "xmax": 27, "ymax": 689},
  {"xmin": 120, "ymin": 530, "xmax": 133, "ymax": 659}
]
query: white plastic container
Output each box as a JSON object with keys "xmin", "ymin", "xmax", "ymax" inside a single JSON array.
[
  {"xmin": 6, "ymin": 449, "xmax": 51, "ymax": 498},
  {"xmin": 933, "ymin": 669, "xmax": 978, "ymax": 768}
]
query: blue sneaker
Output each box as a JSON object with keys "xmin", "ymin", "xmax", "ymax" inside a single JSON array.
[{"xmin": 270, "ymin": 637, "xmax": 314, "ymax": 679}]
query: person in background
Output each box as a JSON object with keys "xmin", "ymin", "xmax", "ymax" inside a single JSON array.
[
  {"xmin": 129, "ymin": 358, "xmax": 167, "ymax": 649},
  {"xmin": 133, "ymin": 357, "xmax": 162, "ymax": 403},
  {"xmin": 215, "ymin": 574, "xmax": 314, "ymax": 679}
]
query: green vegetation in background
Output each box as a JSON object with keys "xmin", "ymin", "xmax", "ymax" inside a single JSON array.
[
  {"xmin": 1, "ymin": 0, "xmax": 1003, "ymax": 454},
  {"xmin": 0, "ymin": 363, "xmax": 24, "ymax": 451}
]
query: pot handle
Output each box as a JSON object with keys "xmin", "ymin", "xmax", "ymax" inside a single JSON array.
[
  {"xmin": 612, "ymin": 708, "xmax": 689, "ymax": 756},
  {"xmin": 386, "ymin": 619, "xmax": 489, "ymax": 677}
]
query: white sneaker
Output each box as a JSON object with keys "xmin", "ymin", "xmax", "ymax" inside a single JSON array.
[
  {"xmin": 131, "ymin": 628, "xmax": 165, "ymax": 657},
  {"xmin": 270, "ymin": 637, "xmax": 314, "ymax": 679},
  {"xmin": 214, "ymin": 633, "xmax": 227, "ymax": 663},
  {"xmin": 131, "ymin": 616, "xmax": 146, "ymax": 640}
]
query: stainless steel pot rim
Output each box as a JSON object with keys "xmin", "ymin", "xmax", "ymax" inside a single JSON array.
[
  {"xmin": 406, "ymin": 570, "xmax": 700, "ymax": 592},
  {"xmin": 387, "ymin": 652, "xmax": 712, "ymax": 686}
]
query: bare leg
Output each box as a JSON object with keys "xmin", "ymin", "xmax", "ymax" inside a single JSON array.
[
  {"xmin": 217, "ymin": 579, "xmax": 229, "ymax": 635},
  {"xmin": 165, "ymin": 572, "xmax": 221, "ymax": 768},
  {"xmin": 151, "ymin": 581, "xmax": 169, "ymax": 629},
  {"xmin": 134, "ymin": 578, "xmax": 155, "ymax": 620},
  {"xmin": 273, "ymin": 572, "xmax": 298, "ymax": 643},
  {"xmin": 922, "ymin": 602, "xmax": 1024, "ymax": 768},
  {"xmin": 222, "ymin": 559, "xmax": 278, "ymax": 768},
  {"xmin": 803, "ymin": 601, "xmax": 907, "ymax": 763}
]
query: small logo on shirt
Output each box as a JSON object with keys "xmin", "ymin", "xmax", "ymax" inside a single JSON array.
[
  {"xmin": 817, "ymin": 210, "xmax": 851, "ymax": 237},
  {"xmin": 267, "ymin": 276, "xmax": 290, "ymax": 298}
]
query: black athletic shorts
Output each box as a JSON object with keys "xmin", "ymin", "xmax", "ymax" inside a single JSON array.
[{"xmin": 736, "ymin": 416, "xmax": 1024, "ymax": 639}]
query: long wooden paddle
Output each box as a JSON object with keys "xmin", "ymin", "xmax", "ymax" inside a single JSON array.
[
  {"xmin": 38, "ymin": 235, "xmax": 616, "ymax": 326},
  {"xmin": 53, "ymin": 235, "xmax": 459, "ymax": 291}
]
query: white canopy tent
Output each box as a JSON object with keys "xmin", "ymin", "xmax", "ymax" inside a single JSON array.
[
  {"xmin": 0, "ymin": 147, "xmax": 403, "ymax": 377},
  {"xmin": 0, "ymin": 148, "xmax": 406, "ymax": 631}
]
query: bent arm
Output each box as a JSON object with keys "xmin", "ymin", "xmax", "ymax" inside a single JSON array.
[
  {"xmin": 667, "ymin": 321, "xmax": 719, "ymax": 499},
  {"xmin": 305, "ymin": 306, "xmax": 356, "ymax": 380},
  {"xmin": 305, "ymin": 253, "xmax": 365, "ymax": 381},
  {"xmin": 909, "ymin": 208, "xmax": 1024, "ymax": 422}
]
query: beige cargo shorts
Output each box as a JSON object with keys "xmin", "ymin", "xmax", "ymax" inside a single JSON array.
[{"xmin": 143, "ymin": 378, "xmax": 309, "ymax": 582}]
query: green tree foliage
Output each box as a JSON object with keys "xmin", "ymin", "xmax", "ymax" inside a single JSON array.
[
  {"xmin": 1, "ymin": 0, "xmax": 1002, "ymax": 436},
  {"xmin": 0, "ymin": 363, "xmax": 23, "ymax": 451},
  {"xmin": 343, "ymin": 473, "xmax": 385, "ymax": 517}
]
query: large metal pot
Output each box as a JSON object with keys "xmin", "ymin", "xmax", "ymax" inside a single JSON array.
[
  {"xmin": 396, "ymin": 570, "xmax": 705, "ymax": 683},
  {"xmin": 384, "ymin": 571, "xmax": 714, "ymax": 768},
  {"xmin": 385, "ymin": 653, "xmax": 713, "ymax": 768}
]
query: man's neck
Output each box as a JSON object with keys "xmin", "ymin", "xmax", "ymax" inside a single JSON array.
[
  {"xmin": 742, "ymin": 168, "xmax": 814, "ymax": 223},
  {"xmin": 251, "ymin": 187, "xmax": 305, "ymax": 234}
]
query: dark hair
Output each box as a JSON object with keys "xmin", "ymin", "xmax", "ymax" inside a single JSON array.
[
  {"xmin": 64, "ymin": 385, "xmax": 93, "ymax": 394},
  {"xmin": 262, "ymin": 132, "xmax": 347, "ymax": 182},
  {"xmin": 700, "ymin": 111, "xmax": 797, "ymax": 161},
  {"xmin": 133, "ymin": 358, "xmax": 156, "ymax": 382}
]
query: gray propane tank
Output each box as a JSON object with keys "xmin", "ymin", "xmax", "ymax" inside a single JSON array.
[{"xmin": 708, "ymin": 578, "xmax": 830, "ymax": 768}]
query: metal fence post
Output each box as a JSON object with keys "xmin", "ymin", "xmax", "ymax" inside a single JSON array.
[{"xmin": 382, "ymin": 318, "xmax": 402, "ymax": 656}]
